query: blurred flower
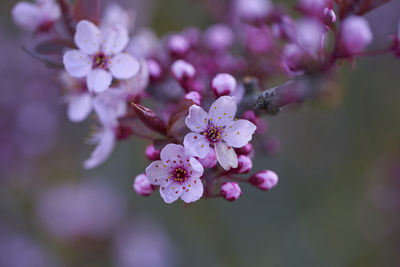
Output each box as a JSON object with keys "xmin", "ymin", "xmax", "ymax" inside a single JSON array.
[
  {"xmin": 84, "ymin": 126, "xmax": 116, "ymax": 169},
  {"xmin": 145, "ymin": 144, "xmax": 204, "ymax": 203},
  {"xmin": 112, "ymin": 220, "xmax": 179, "ymax": 267},
  {"xmin": 203, "ymin": 24, "xmax": 234, "ymax": 51},
  {"xmin": 102, "ymin": 3, "xmax": 135, "ymax": 32},
  {"xmin": 167, "ymin": 34, "xmax": 190, "ymax": 58},
  {"xmin": 340, "ymin": 16, "xmax": 373, "ymax": 55},
  {"xmin": 12, "ymin": 0, "xmax": 60, "ymax": 32},
  {"xmin": 211, "ymin": 73, "xmax": 237, "ymax": 97},
  {"xmin": 63, "ymin": 20, "xmax": 139, "ymax": 93},
  {"xmin": 183, "ymin": 96, "xmax": 256, "ymax": 170},
  {"xmin": 184, "ymin": 91, "xmax": 202, "ymax": 105},
  {"xmin": 37, "ymin": 181, "xmax": 125, "ymax": 240},
  {"xmin": 234, "ymin": 0, "xmax": 272, "ymax": 22}
]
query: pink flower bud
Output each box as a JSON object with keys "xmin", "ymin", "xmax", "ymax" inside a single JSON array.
[
  {"xmin": 235, "ymin": 0, "xmax": 272, "ymax": 23},
  {"xmin": 241, "ymin": 110, "xmax": 258, "ymax": 124},
  {"xmin": 167, "ymin": 34, "xmax": 190, "ymax": 58},
  {"xmin": 323, "ymin": 8, "xmax": 336, "ymax": 26},
  {"xmin": 147, "ymin": 59, "xmax": 162, "ymax": 82},
  {"xmin": 211, "ymin": 73, "xmax": 236, "ymax": 97},
  {"xmin": 297, "ymin": 0, "xmax": 329, "ymax": 17},
  {"xmin": 204, "ymin": 24, "xmax": 234, "ymax": 51},
  {"xmin": 133, "ymin": 174, "xmax": 154, "ymax": 196},
  {"xmin": 171, "ymin": 60, "xmax": 196, "ymax": 82},
  {"xmin": 245, "ymin": 25, "xmax": 272, "ymax": 55},
  {"xmin": 221, "ymin": 182, "xmax": 241, "ymax": 201},
  {"xmin": 232, "ymin": 155, "xmax": 253, "ymax": 174},
  {"xmin": 184, "ymin": 91, "xmax": 202, "ymax": 105},
  {"xmin": 145, "ymin": 144, "xmax": 160, "ymax": 161},
  {"xmin": 249, "ymin": 170, "xmax": 278, "ymax": 190},
  {"xmin": 235, "ymin": 143, "xmax": 253, "ymax": 156},
  {"xmin": 197, "ymin": 149, "xmax": 217, "ymax": 168},
  {"xmin": 340, "ymin": 16, "xmax": 373, "ymax": 55}
]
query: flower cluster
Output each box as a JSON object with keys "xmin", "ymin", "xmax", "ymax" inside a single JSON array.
[{"xmin": 12, "ymin": 0, "xmax": 400, "ymax": 204}]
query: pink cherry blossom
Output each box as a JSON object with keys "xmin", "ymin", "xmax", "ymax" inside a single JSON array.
[
  {"xmin": 211, "ymin": 73, "xmax": 237, "ymax": 97},
  {"xmin": 340, "ymin": 16, "xmax": 373, "ymax": 55},
  {"xmin": 63, "ymin": 20, "xmax": 140, "ymax": 93},
  {"xmin": 102, "ymin": 3, "xmax": 135, "ymax": 32},
  {"xmin": 183, "ymin": 96, "xmax": 257, "ymax": 170},
  {"xmin": 145, "ymin": 144, "xmax": 204, "ymax": 204},
  {"xmin": 12, "ymin": 0, "xmax": 60, "ymax": 32}
]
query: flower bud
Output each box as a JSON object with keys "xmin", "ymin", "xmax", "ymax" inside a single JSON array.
[
  {"xmin": 340, "ymin": 16, "xmax": 373, "ymax": 55},
  {"xmin": 241, "ymin": 110, "xmax": 258, "ymax": 125},
  {"xmin": 249, "ymin": 170, "xmax": 278, "ymax": 190},
  {"xmin": 235, "ymin": 0, "xmax": 272, "ymax": 23},
  {"xmin": 167, "ymin": 34, "xmax": 190, "ymax": 58},
  {"xmin": 245, "ymin": 25, "xmax": 272, "ymax": 55},
  {"xmin": 197, "ymin": 149, "xmax": 217, "ymax": 168},
  {"xmin": 211, "ymin": 73, "xmax": 236, "ymax": 97},
  {"xmin": 323, "ymin": 8, "xmax": 336, "ymax": 27},
  {"xmin": 297, "ymin": 0, "xmax": 329, "ymax": 17},
  {"xmin": 232, "ymin": 155, "xmax": 252, "ymax": 174},
  {"xmin": 147, "ymin": 59, "xmax": 162, "ymax": 82},
  {"xmin": 133, "ymin": 174, "xmax": 154, "ymax": 196},
  {"xmin": 184, "ymin": 91, "xmax": 202, "ymax": 105},
  {"xmin": 145, "ymin": 144, "xmax": 160, "ymax": 161},
  {"xmin": 221, "ymin": 182, "xmax": 241, "ymax": 201},
  {"xmin": 235, "ymin": 143, "xmax": 253, "ymax": 156},
  {"xmin": 171, "ymin": 60, "xmax": 196, "ymax": 82},
  {"xmin": 204, "ymin": 24, "xmax": 234, "ymax": 51}
]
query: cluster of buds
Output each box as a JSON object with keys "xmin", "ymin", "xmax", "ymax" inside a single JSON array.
[{"xmin": 12, "ymin": 0, "xmax": 399, "ymax": 204}]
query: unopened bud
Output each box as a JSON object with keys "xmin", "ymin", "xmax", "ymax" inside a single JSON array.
[
  {"xmin": 221, "ymin": 182, "xmax": 241, "ymax": 201},
  {"xmin": 184, "ymin": 91, "xmax": 202, "ymax": 105},
  {"xmin": 197, "ymin": 149, "xmax": 217, "ymax": 168},
  {"xmin": 147, "ymin": 59, "xmax": 162, "ymax": 81},
  {"xmin": 323, "ymin": 8, "xmax": 336, "ymax": 26},
  {"xmin": 167, "ymin": 34, "xmax": 190, "ymax": 58},
  {"xmin": 249, "ymin": 170, "xmax": 278, "ymax": 190},
  {"xmin": 340, "ymin": 16, "xmax": 373, "ymax": 55},
  {"xmin": 133, "ymin": 174, "xmax": 154, "ymax": 196},
  {"xmin": 145, "ymin": 144, "xmax": 160, "ymax": 161},
  {"xmin": 235, "ymin": 143, "xmax": 253, "ymax": 156},
  {"xmin": 171, "ymin": 60, "xmax": 196, "ymax": 82},
  {"xmin": 204, "ymin": 24, "xmax": 234, "ymax": 51},
  {"xmin": 232, "ymin": 155, "xmax": 252, "ymax": 174},
  {"xmin": 211, "ymin": 73, "xmax": 236, "ymax": 97}
]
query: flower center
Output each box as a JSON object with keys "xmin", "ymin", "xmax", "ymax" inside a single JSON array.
[
  {"xmin": 204, "ymin": 125, "xmax": 223, "ymax": 143},
  {"xmin": 92, "ymin": 52, "xmax": 110, "ymax": 69},
  {"xmin": 171, "ymin": 167, "xmax": 189, "ymax": 183}
]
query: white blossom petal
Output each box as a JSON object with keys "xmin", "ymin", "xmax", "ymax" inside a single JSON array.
[
  {"xmin": 110, "ymin": 53, "xmax": 140, "ymax": 79},
  {"xmin": 83, "ymin": 127, "xmax": 115, "ymax": 169},
  {"xmin": 63, "ymin": 50, "xmax": 92, "ymax": 78},
  {"xmin": 74, "ymin": 20, "xmax": 101, "ymax": 55},
  {"xmin": 185, "ymin": 105, "xmax": 208, "ymax": 132},
  {"xmin": 67, "ymin": 93, "xmax": 92, "ymax": 122},
  {"xmin": 188, "ymin": 157, "xmax": 204, "ymax": 178},
  {"xmin": 87, "ymin": 69, "xmax": 112, "ymax": 93},
  {"xmin": 101, "ymin": 24, "xmax": 129, "ymax": 55},
  {"xmin": 12, "ymin": 2, "xmax": 42, "ymax": 31},
  {"xmin": 183, "ymin": 133, "xmax": 209, "ymax": 159},
  {"xmin": 145, "ymin": 160, "xmax": 169, "ymax": 185},
  {"xmin": 160, "ymin": 144, "xmax": 186, "ymax": 165},
  {"xmin": 208, "ymin": 96, "xmax": 237, "ymax": 127},
  {"xmin": 215, "ymin": 142, "xmax": 238, "ymax": 170},
  {"xmin": 223, "ymin": 119, "xmax": 257, "ymax": 148},
  {"xmin": 93, "ymin": 88, "xmax": 127, "ymax": 127},
  {"xmin": 180, "ymin": 178, "xmax": 203, "ymax": 203},
  {"xmin": 159, "ymin": 181, "xmax": 182, "ymax": 204}
]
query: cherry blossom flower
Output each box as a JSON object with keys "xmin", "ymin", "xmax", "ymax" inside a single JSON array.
[
  {"xmin": 145, "ymin": 144, "xmax": 204, "ymax": 204},
  {"xmin": 183, "ymin": 96, "xmax": 257, "ymax": 170},
  {"xmin": 63, "ymin": 20, "xmax": 140, "ymax": 93},
  {"xmin": 84, "ymin": 126, "xmax": 116, "ymax": 169},
  {"xmin": 12, "ymin": 0, "xmax": 60, "ymax": 32},
  {"xmin": 102, "ymin": 3, "xmax": 135, "ymax": 32}
]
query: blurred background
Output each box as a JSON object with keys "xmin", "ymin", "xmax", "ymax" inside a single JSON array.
[{"xmin": 1, "ymin": 0, "xmax": 400, "ymax": 266}]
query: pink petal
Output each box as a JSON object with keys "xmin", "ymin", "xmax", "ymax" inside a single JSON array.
[
  {"xmin": 67, "ymin": 93, "xmax": 92, "ymax": 122},
  {"xmin": 160, "ymin": 144, "xmax": 186, "ymax": 165},
  {"xmin": 101, "ymin": 24, "xmax": 129, "ymax": 55},
  {"xmin": 83, "ymin": 127, "xmax": 115, "ymax": 169},
  {"xmin": 145, "ymin": 160, "xmax": 169, "ymax": 185},
  {"xmin": 110, "ymin": 53, "xmax": 140, "ymax": 79},
  {"xmin": 87, "ymin": 69, "xmax": 112, "ymax": 93},
  {"xmin": 183, "ymin": 132, "xmax": 209, "ymax": 159},
  {"xmin": 63, "ymin": 50, "xmax": 92, "ymax": 78},
  {"xmin": 185, "ymin": 105, "xmax": 208, "ymax": 132},
  {"xmin": 93, "ymin": 88, "xmax": 127, "ymax": 127},
  {"xmin": 12, "ymin": 2, "xmax": 41, "ymax": 31},
  {"xmin": 159, "ymin": 181, "xmax": 182, "ymax": 204},
  {"xmin": 122, "ymin": 59, "xmax": 149, "ymax": 96},
  {"xmin": 223, "ymin": 119, "xmax": 257, "ymax": 148},
  {"xmin": 74, "ymin": 20, "xmax": 101, "ymax": 55},
  {"xmin": 180, "ymin": 178, "xmax": 203, "ymax": 203},
  {"xmin": 215, "ymin": 142, "xmax": 238, "ymax": 170},
  {"xmin": 208, "ymin": 96, "xmax": 237, "ymax": 127},
  {"xmin": 188, "ymin": 157, "xmax": 204, "ymax": 178}
]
